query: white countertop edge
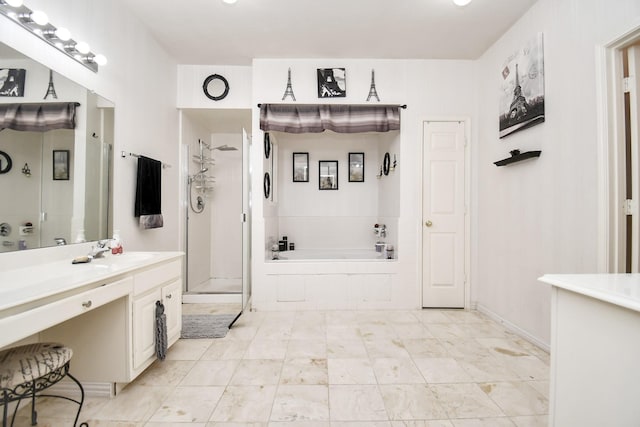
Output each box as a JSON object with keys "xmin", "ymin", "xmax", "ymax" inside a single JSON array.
[
  {"xmin": 0, "ymin": 251, "xmax": 184, "ymax": 312},
  {"xmin": 539, "ymin": 273, "xmax": 640, "ymax": 313}
]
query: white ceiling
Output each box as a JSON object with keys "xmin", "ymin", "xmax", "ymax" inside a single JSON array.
[{"xmin": 122, "ymin": 0, "xmax": 537, "ymax": 65}]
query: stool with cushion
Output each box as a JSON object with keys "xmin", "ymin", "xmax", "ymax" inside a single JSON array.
[{"xmin": 0, "ymin": 343, "xmax": 87, "ymax": 427}]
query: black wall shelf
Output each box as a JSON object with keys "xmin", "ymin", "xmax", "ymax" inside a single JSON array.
[{"xmin": 494, "ymin": 150, "xmax": 541, "ymax": 167}]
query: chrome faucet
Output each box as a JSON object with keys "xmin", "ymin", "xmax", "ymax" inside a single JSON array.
[
  {"xmin": 89, "ymin": 239, "xmax": 112, "ymax": 258},
  {"xmin": 54, "ymin": 237, "xmax": 66, "ymax": 246}
]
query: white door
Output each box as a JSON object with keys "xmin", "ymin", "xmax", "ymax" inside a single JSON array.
[
  {"xmin": 628, "ymin": 45, "xmax": 640, "ymax": 272},
  {"xmin": 422, "ymin": 121, "xmax": 466, "ymax": 308}
]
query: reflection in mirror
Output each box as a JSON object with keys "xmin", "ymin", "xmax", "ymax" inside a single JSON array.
[{"xmin": 0, "ymin": 42, "xmax": 113, "ymax": 252}]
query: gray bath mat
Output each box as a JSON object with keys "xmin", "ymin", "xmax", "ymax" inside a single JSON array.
[{"xmin": 180, "ymin": 314, "xmax": 237, "ymax": 339}]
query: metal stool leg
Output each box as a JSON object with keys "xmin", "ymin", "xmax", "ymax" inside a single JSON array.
[
  {"xmin": 30, "ymin": 381, "xmax": 36, "ymax": 426},
  {"xmin": 65, "ymin": 372, "xmax": 87, "ymax": 427}
]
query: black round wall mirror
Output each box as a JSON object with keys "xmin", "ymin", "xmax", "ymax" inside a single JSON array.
[
  {"xmin": 383, "ymin": 152, "xmax": 391, "ymax": 176},
  {"xmin": 0, "ymin": 150, "xmax": 12, "ymax": 174},
  {"xmin": 263, "ymin": 172, "xmax": 271, "ymax": 199},
  {"xmin": 202, "ymin": 74, "xmax": 230, "ymax": 101},
  {"xmin": 264, "ymin": 133, "xmax": 271, "ymax": 159}
]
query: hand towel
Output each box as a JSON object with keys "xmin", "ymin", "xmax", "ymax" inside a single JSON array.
[
  {"xmin": 134, "ymin": 156, "xmax": 163, "ymax": 229},
  {"xmin": 155, "ymin": 301, "xmax": 167, "ymax": 361}
]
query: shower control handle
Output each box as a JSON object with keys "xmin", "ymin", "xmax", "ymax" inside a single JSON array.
[{"xmin": 425, "ymin": 220, "xmax": 433, "ymax": 227}]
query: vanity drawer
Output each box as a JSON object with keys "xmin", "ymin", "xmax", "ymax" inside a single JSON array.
[
  {"xmin": 0, "ymin": 277, "xmax": 132, "ymax": 349},
  {"xmin": 133, "ymin": 260, "xmax": 181, "ymax": 296}
]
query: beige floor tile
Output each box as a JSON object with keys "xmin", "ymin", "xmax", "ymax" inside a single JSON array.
[
  {"xmin": 327, "ymin": 358, "xmax": 377, "ymax": 384},
  {"xmin": 206, "ymin": 422, "xmax": 266, "ymax": 427},
  {"xmin": 440, "ymin": 310, "xmax": 486, "ymax": 324},
  {"xmin": 270, "ymin": 385, "xmax": 329, "ymax": 421},
  {"xmin": 254, "ymin": 324, "xmax": 293, "ymax": 341},
  {"xmin": 229, "ymin": 359, "xmax": 283, "ymax": 385},
  {"xmin": 335, "ymin": 422, "xmax": 392, "ymax": 427},
  {"xmin": 268, "ymin": 422, "xmax": 329, "ymax": 427},
  {"xmin": 390, "ymin": 421, "xmax": 453, "ymax": 427},
  {"xmin": 148, "ymin": 386, "xmax": 224, "ymax": 422},
  {"xmin": 379, "ymin": 384, "xmax": 448, "ymax": 421},
  {"xmin": 279, "ymin": 358, "xmax": 328, "ymax": 385},
  {"xmin": 93, "ymin": 384, "xmax": 173, "ymax": 422},
  {"xmin": 438, "ymin": 338, "xmax": 493, "ymax": 360},
  {"xmin": 425, "ymin": 324, "xmax": 469, "ymax": 340},
  {"xmin": 456, "ymin": 355, "xmax": 521, "ymax": 382},
  {"xmin": 501, "ymin": 356, "xmax": 549, "ymax": 381},
  {"xmin": 457, "ymin": 322, "xmax": 510, "ymax": 339},
  {"xmin": 479, "ymin": 382, "xmax": 548, "ymax": 416},
  {"xmin": 429, "ymin": 383, "xmax": 504, "ymax": 419},
  {"xmin": 201, "ymin": 340, "xmax": 250, "ymax": 360},
  {"xmin": 164, "ymin": 338, "xmax": 214, "ymax": 360},
  {"xmin": 286, "ymin": 339, "xmax": 327, "ymax": 359},
  {"xmin": 392, "ymin": 323, "xmax": 434, "ymax": 339},
  {"xmin": 527, "ymin": 381, "xmax": 550, "ymax": 399},
  {"xmin": 325, "ymin": 325, "xmax": 362, "ymax": 340},
  {"xmin": 327, "ymin": 339, "xmax": 368, "ymax": 358},
  {"xmin": 372, "ymin": 358, "xmax": 425, "ymax": 384},
  {"xmin": 359, "ymin": 324, "xmax": 399, "ymax": 341},
  {"xmin": 364, "ymin": 339, "xmax": 411, "ymax": 359},
  {"xmin": 133, "ymin": 360, "xmax": 197, "ymax": 386},
  {"xmin": 179, "ymin": 360, "xmax": 239, "ymax": 386},
  {"xmin": 510, "ymin": 415, "xmax": 549, "ymax": 427},
  {"xmin": 450, "ymin": 417, "xmax": 516, "ymax": 426},
  {"xmin": 209, "ymin": 386, "xmax": 277, "ymax": 423},
  {"xmin": 291, "ymin": 324, "xmax": 327, "ymax": 340},
  {"xmin": 329, "ymin": 385, "xmax": 388, "ymax": 421},
  {"xmin": 146, "ymin": 423, "xmax": 205, "ymax": 427},
  {"xmin": 413, "ymin": 358, "xmax": 473, "ymax": 383},
  {"xmin": 402, "ymin": 338, "xmax": 450, "ymax": 359},
  {"xmin": 244, "ymin": 339, "xmax": 289, "ymax": 359},
  {"xmin": 226, "ymin": 324, "xmax": 259, "ymax": 341},
  {"xmin": 416, "ymin": 310, "xmax": 453, "ymax": 324}
]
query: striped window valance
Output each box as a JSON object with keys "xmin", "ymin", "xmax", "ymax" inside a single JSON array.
[
  {"xmin": 259, "ymin": 104, "xmax": 401, "ymax": 134},
  {"xmin": 0, "ymin": 102, "xmax": 79, "ymax": 132}
]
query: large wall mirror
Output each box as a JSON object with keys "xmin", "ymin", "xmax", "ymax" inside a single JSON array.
[{"xmin": 0, "ymin": 42, "xmax": 113, "ymax": 252}]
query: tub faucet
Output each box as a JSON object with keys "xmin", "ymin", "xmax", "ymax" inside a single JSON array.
[{"xmin": 54, "ymin": 237, "xmax": 66, "ymax": 246}]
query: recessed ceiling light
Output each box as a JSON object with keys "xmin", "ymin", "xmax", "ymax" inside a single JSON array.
[
  {"xmin": 453, "ymin": 0, "xmax": 472, "ymax": 6},
  {"xmin": 223, "ymin": 0, "xmax": 237, "ymax": 4}
]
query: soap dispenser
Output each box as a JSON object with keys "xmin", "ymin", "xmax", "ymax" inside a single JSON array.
[{"xmin": 111, "ymin": 230, "xmax": 123, "ymax": 254}]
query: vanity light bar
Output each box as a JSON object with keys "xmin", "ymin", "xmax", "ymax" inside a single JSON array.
[{"xmin": 0, "ymin": 2, "xmax": 106, "ymax": 73}]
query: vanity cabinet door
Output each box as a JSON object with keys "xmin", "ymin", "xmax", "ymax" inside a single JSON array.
[
  {"xmin": 132, "ymin": 288, "xmax": 161, "ymax": 370},
  {"xmin": 162, "ymin": 278, "xmax": 182, "ymax": 345}
]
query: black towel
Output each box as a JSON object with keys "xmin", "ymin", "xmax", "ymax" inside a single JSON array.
[{"xmin": 134, "ymin": 156, "xmax": 163, "ymax": 229}]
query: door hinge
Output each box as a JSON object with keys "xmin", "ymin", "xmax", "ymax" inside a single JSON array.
[
  {"xmin": 624, "ymin": 199, "xmax": 637, "ymax": 215},
  {"xmin": 623, "ymin": 77, "xmax": 632, "ymax": 93}
]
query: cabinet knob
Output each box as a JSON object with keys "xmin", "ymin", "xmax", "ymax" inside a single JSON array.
[
  {"xmin": 82, "ymin": 300, "xmax": 92, "ymax": 308},
  {"xmin": 166, "ymin": 294, "xmax": 172, "ymax": 299},
  {"xmin": 425, "ymin": 220, "xmax": 433, "ymax": 227}
]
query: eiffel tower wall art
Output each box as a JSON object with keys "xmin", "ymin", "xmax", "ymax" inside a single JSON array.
[
  {"xmin": 317, "ymin": 68, "xmax": 346, "ymax": 98},
  {"xmin": 498, "ymin": 33, "xmax": 545, "ymax": 138}
]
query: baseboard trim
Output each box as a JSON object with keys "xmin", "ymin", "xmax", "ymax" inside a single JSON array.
[
  {"xmin": 48, "ymin": 380, "xmax": 114, "ymax": 398},
  {"xmin": 474, "ymin": 302, "xmax": 550, "ymax": 353}
]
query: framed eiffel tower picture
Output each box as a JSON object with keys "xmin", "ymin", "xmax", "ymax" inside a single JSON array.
[
  {"xmin": 0, "ymin": 68, "xmax": 26, "ymax": 97},
  {"xmin": 499, "ymin": 33, "xmax": 545, "ymax": 138},
  {"xmin": 317, "ymin": 68, "xmax": 346, "ymax": 98}
]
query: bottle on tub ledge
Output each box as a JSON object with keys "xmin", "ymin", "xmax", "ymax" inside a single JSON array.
[
  {"xmin": 384, "ymin": 244, "xmax": 394, "ymax": 259},
  {"xmin": 111, "ymin": 230, "xmax": 123, "ymax": 254}
]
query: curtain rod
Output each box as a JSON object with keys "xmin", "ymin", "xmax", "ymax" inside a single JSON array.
[
  {"xmin": 121, "ymin": 151, "xmax": 171, "ymax": 169},
  {"xmin": 257, "ymin": 103, "xmax": 407, "ymax": 109}
]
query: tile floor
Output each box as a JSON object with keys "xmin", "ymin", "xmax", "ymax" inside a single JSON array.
[{"xmin": 15, "ymin": 306, "xmax": 550, "ymax": 426}]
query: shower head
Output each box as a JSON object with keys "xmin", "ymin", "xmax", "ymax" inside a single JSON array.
[{"xmin": 213, "ymin": 145, "xmax": 238, "ymax": 151}]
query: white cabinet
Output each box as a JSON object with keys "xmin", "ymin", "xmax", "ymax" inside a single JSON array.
[{"xmin": 131, "ymin": 260, "xmax": 182, "ymax": 375}]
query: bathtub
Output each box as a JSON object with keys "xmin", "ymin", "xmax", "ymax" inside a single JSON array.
[{"xmin": 274, "ymin": 248, "xmax": 390, "ymax": 261}]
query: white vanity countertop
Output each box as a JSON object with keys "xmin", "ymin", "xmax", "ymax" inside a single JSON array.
[
  {"xmin": 0, "ymin": 251, "xmax": 183, "ymax": 313},
  {"xmin": 539, "ymin": 273, "xmax": 640, "ymax": 313}
]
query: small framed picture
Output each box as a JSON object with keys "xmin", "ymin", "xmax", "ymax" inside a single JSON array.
[
  {"xmin": 348, "ymin": 152, "xmax": 364, "ymax": 182},
  {"xmin": 53, "ymin": 150, "xmax": 70, "ymax": 180},
  {"xmin": 0, "ymin": 68, "xmax": 26, "ymax": 97},
  {"xmin": 293, "ymin": 152, "xmax": 309, "ymax": 182},
  {"xmin": 319, "ymin": 160, "xmax": 338, "ymax": 190},
  {"xmin": 317, "ymin": 68, "xmax": 346, "ymax": 98}
]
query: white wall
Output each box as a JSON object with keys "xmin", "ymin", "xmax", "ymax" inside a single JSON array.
[
  {"xmin": 0, "ymin": 0, "xmax": 180, "ymax": 256},
  {"xmin": 474, "ymin": 0, "xmax": 640, "ymax": 345},
  {"xmin": 177, "ymin": 65, "xmax": 252, "ymax": 109}
]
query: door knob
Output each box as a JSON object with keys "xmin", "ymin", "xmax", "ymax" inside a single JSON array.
[{"xmin": 425, "ymin": 220, "xmax": 433, "ymax": 227}]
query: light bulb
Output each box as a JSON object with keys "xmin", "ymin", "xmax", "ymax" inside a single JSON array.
[
  {"xmin": 30, "ymin": 10, "xmax": 48, "ymax": 25},
  {"xmin": 55, "ymin": 27, "xmax": 71, "ymax": 41},
  {"xmin": 94, "ymin": 54, "xmax": 107, "ymax": 66},
  {"xmin": 453, "ymin": 0, "xmax": 472, "ymax": 5},
  {"xmin": 5, "ymin": 0, "xmax": 23, "ymax": 7},
  {"xmin": 75, "ymin": 41, "xmax": 90, "ymax": 54}
]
